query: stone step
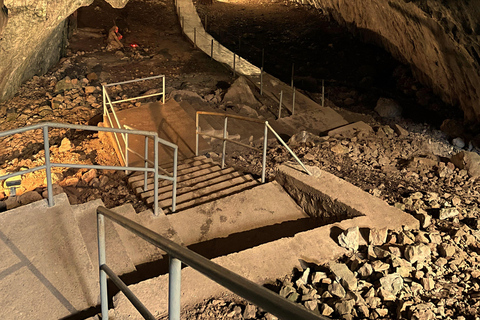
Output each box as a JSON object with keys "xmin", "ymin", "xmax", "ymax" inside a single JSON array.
[
  {"xmin": 0, "ymin": 193, "xmax": 98, "ymax": 319},
  {"xmin": 137, "ymin": 163, "xmax": 226, "ymax": 199},
  {"xmin": 151, "ymin": 175, "xmax": 260, "ymax": 212},
  {"xmin": 155, "ymin": 168, "xmax": 242, "ymax": 202},
  {"xmin": 72, "ymin": 199, "xmax": 137, "ymax": 276},
  {"xmin": 130, "ymin": 160, "xmax": 217, "ymax": 193},
  {"xmin": 110, "ymin": 204, "xmax": 183, "ymax": 266}
]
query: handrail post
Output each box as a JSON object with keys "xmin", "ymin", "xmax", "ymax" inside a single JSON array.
[
  {"xmin": 125, "ymin": 132, "xmax": 129, "ymax": 174},
  {"xmin": 195, "ymin": 112, "xmax": 199, "ymax": 156},
  {"xmin": 221, "ymin": 117, "xmax": 228, "ymax": 169},
  {"xmin": 102, "ymin": 86, "xmax": 106, "ymax": 117},
  {"xmin": 43, "ymin": 126, "xmax": 54, "ymax": 207},
  {"xmin": 262, "ymin": 122, "xmax": 268, "ymax": 183},
  {"xmin": 154, "ymin": 136, "xmax": 159, "ymax": 216},
  {"xmin": 163, "ymin": 76, "xmax": 166, "ymax": 104},
  {"xmin": 144, "ymin": 136, "xmax": 149, "ymax": 192},
  {"xmin": 97, "ymin": 212, "xmax": 109, "ymax": 320},
  {"xmin": 168, "ymin": 257, "xmax": 181, "ymax": 320},
  {"xmin": 172, "ymin": 147, "xmax": 178, "ymax": 213}
]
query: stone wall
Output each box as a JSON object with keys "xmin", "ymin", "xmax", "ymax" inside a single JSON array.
[
  {"xmin": 292, "ymin": 0, "xmax": 480, "ymax": 123},
  {"xmin": 0, "ymin": 0, "xmax": 129, "ymax": 103}
]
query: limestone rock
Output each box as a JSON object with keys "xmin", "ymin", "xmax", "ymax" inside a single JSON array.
[
  {"xmin": 223, "ymin": 76, "xmax": 259, "ymax": 106},
  {"xmin": 439, "ymin": 207, "xmax": 459, "ymax": 220},
  {"xmin": 59, "ymin": 137, "xmax": 73, "ymax": 152},
  {"xmin": 82, "ymin": 169, "xmax": 97, "ymax": 184},
  {"xmin": 287, "ymin": 131, "xmax": 322, "ymax": 147},
  {"xmin": 379, "ymin": 273, "xmax": 403, "ymax": 295},
  {"xmin": 329, "ymin": 262, "xmax": 357, "ymax": 291},
  {"xmin": 328, "ymin": 281, "xmax": 346, "ymax": 298},
  {"xmin": 404, "ymin": 244, "xmax": 431, "ymax": 263},
  {"xmin": 327, "ymin": 121, "xmax": 373, "ymax": 138},
  {"xmin": 18, "ymin": 191, "xmax": 43, "ymax": 205},
  {"xmin": 374, "ymin": 97, "xmax": 402, "ymax": 118},
  {"xmin": 334, "ymin": 299, "xmax": 355, "ymax": 315},
  {"xmin": 338, "ymin": 226, "xmax": 360, "ymax": 251},
  {"xmin": 369, "ymin": 227, "xmax": 388, "ymax": 246},
  {"xmin": 450, "ymin": 151, "xmax": 480, "ymax": 178}
]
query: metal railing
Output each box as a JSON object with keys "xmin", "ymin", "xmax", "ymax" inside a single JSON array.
[
  {"xmin": 102, "ymin": 75, "xmax": 166, "ymax": 166},
  {"xmin": 0, "ymin": 122, "xmax": 176, "ymax": 215},
  {"xmin": 195, "ymin": 111, "xmax": 312, "ymax": 183},
  {"xmin": 97, "ymin": 206, "xmax": 328, "ymax": 320}
]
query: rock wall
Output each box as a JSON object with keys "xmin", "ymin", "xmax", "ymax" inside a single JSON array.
[
  {"xmin": 292, "ymin": 0, "xmax": 480, "ymax": 123},
  {"xmin": 0, "ymin": 0, "xmax": 129, "ymax": 103}
]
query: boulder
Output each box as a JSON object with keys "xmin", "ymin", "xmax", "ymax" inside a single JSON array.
[
  {"xmin": 374, "ymin": 97, "xmax": 402, "ymax": 118},
  {"xmin": 327, "ymin": 121, "xmax": 373, "ymax": 138},
  {"xmin": 338, "ymin": 226, "xmax": 360, "ymax": 251},
  {"xmin": 287, "ymin": 131, "xmax": 323, "ymax": 147},
  {"xmin": 450, "ymin": 151, "xmax": 480, "ymax": 178},
  {"xmin": 223, "ymin": 76, "xmax": 259, "ymax": 106}
]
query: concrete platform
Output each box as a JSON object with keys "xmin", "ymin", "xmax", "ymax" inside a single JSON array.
[
  {"xmin": 112, "ymin": 165, "xmax": 419, "ymax": 319},
  {"xmin": 167, "ymin": 181, "xmax": 308, "ymax": 245},
  {"xmin": 0, "ymin": 193, "xmax": 98, "ymax": 319},
  {"xmin": 109, "ymin": 99, "xmax": 210, "ymax": 167}
]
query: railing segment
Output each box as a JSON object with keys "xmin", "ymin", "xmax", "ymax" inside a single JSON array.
[
  {"xmin": 0, "ymin": 122, "xmax": 177, "ymax": 215},
  {"xmin": 97, "ymin": 206, "xmax": 328, "ymax": 320},
  {"xmin": 195, "ymin": 111, "xmax": 312, "ymax": 183}
]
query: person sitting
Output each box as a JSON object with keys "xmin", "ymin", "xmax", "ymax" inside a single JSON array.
[{"xmin": 106, "ymin": 25, "xmax": 123, "ymax": 51}]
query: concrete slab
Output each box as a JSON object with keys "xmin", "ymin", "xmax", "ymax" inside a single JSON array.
[
  {"xmin": 276, "ymin": 164, "xmax": 419, "ymax": 230},
  {"xmin": 108, "ymin": 99, "xmax": 210, "ymax": 167},
  {"xmin": 72, "ymin": 199, "xmax": 137, "ymax": 277},
  {"xmin": 111, "ymin": 204, "xmax": 183, "ymax": 266},
  {"xmin": 168, "ymin": 181, "xmax": 308, "ymax": 245},
  {"xmin": 0, "ymin": 193, "xmax": 98, "ymax": 319}
]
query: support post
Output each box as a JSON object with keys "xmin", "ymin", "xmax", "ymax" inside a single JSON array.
[
  {"xmin": 168, "ymin": 257, "xmax": 181, "ymax": 320},
  {"xmin": 153, "ymin": 136, "xmax": 159, "ymax": 216},
  {"xmin": 222, "ymin": 117, "xmax": 228, "ymax": 169},
  {"xmin": 322, "ymin": 79, "xmax": 325, "ymax": 107},
  {"xmin": 98, "ymin": 213, "xmax": 109, "ymax": 320},
  {"xmin": 292, "ymin": 87, "xmax": 296, "ymax": 115},
  {"xmin": 291, "ymin": 63, "xmax": 294, "ymax": 88},
  {"xmin": 172, "ymin": 147, "xmax": 177, "ymax": 213},
  {"xmin": 195, "ymin": 113, "xmax": 199, "ymax": 156},
  {"xmin": 262, "ymin": 123, "xmax": 268, "ymax": 183},
  {"xmin": 211, "ymin": 39, "xmax": 214, "ymax": 59},
  {"xmin": 278, "ymin": 90, "xmax": 283, "ymax": 119},
  {"xmin": 144, "ymin": 136, "xmax": 149, "ymax": 192},
  {"xmin": 43, "ymin": 126, "xmax": 54, "ymax": 207},
  {"xmin": 125, "ymin": 132, "xmax": 129, "ymax": 174},
  {"xmin": 163, "ymin": 76, "xmax": 166, "ymax": 104}
]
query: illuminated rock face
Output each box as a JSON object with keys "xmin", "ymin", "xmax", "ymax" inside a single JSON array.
[
  {"xmin": 0, "ymin": 0, "xmax": 128, "ymax": 103},
  {"xmin": 292, "ymin": 0, "xmax": 480, "ymax": 123}
]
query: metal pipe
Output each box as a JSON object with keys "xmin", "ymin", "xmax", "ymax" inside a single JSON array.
[
  {"xmin": 172, "ymin": 147, "xmax": 178, "ymax": 213},
  {"xmin": 144, "ymin": 136, "xmax": 149, "ymax": 192},
  {"xmin": 195, "ymin": 111, "xmax": 265, "ymax": 124},
  {"xmin": 168, "ymin": 257, "xmax": 182, "ymax": 320},
  {"xmin": 109, "ymin": 92, "xmax": 164, "ymax": 105},
  {"xmin": 101, "ymin": 264, "xmax": 156, "ymax": 320},
  {"xmin": 222, "ymin": 117, "xmax": 228, "ymax": 169},
  {"xmin": 97, "ymin": 213, "xmax": 109, "ymax": 320},
  {"xmin": 211, "ymin": 39, "xmax": 214, "ymax": 59},
  {"xmin": 162, "ymin": 76, "xmax": 166, "ymax": 104},
  {"xmin": 104, "ymin": 74, "xmax": 165, "ymax": 88},
  {"xmin": 291, "ymin": 63, "xmax": 294, "ymax": 88},
  {"xmin": 154, "ymin": 136, "xmax": 159, "ymax": 216},
  {"xmin": 292, "ymin": 87, "xmax": 296, "ymax": 115},
  {"xmin": 125, "ymin": 132, "xmax": 129, "ymax": 174},
  {"xmin": 278, "ymin": 91, "xmax": 283, "ymax": 119},
  {"xmin": 262, "ymin": 123, "xmax": 268, "ymax": 183},
  {"xmin": 195, "ymin": 112, "xmax": 199, "ymax": 156},
  {"xmin": 322, "ymin": 79, "xmax": 325, "ymax": 107},
  {"xmin": 43, "ymin": 126, "xmax": 54, "ymax": 207},
  {"xmin": 266, "ymin": 123, "xmax": 312, "ymax": 176}
]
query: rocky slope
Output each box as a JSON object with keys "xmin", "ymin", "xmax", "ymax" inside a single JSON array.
[{"xmin": 289, "ymin": 0, "xmax": 480, "ymax": 123}]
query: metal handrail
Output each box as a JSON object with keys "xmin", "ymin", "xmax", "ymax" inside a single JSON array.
[
  {"xmin": 97, "ymin": 206, "xmax": 328, "ymax": 320},
  {"xmin": 195, "ymin": 111, "xmax": 312, "ymax": 183},
  {"xmin": 102, "ymin": 75, "xmax": 166, "ymax": 165},
  {"xmin": 0, "ymin": 122, "xmax": 177, "ymax": 215}
]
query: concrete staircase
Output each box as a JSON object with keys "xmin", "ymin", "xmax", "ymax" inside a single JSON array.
[
  {"xmin": 0, "ymin": 177, "xmax": 310, "ymax": 319},
  {"xmin": 128, "ymin": 155, "xmax": 261, "ymax": 213}
]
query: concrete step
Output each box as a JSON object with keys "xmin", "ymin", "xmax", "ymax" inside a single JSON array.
[
  {"xmin": 151, "ymin": 175, "xmax": 260, "ymax": 212},
  {"xmin": 127, "ymin": 155, "xmax": 211, "ymax": 187},
  {"xmin": 178, "ymin": 101, "xmax": 222, "ymax": 137},
  {"xmin": 110, "ymin": 204, "xmax": 183, "ymax": 266},
  {"xmin": 135, "ymin": 162, "xmax": 222, "ymax": 197},
  {"xmin": 72, "ymin": 199, "xmax": 137, "ymax": 277},
  {"xmin": 0, "ymin": 193, "xmax": 98, "ymax": 319}
]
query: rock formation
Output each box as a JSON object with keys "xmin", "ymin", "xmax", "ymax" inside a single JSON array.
[
  {"xmin": 291, "ymin": 0, "xmax": 480, "ymax": 123},
  {"xmin": 0, "ymin": 0, "xmax": 129, "ymax": 104}
]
